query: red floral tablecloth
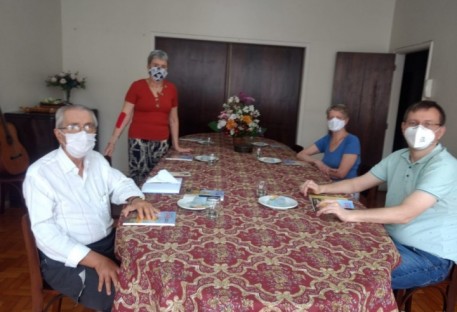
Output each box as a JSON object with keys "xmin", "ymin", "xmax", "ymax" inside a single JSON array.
[{"xmin": 113, "ymin": 133, "xmax": 400, "ymax": 312}]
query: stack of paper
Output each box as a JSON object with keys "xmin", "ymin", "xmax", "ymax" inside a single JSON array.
[{"xmin": 141, "ymin": 170, "xmax": 183, "ymax": 194}]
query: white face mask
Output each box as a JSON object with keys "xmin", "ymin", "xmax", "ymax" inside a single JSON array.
[
  {"xmin": 327, "ymin": 117, "xmax": 345, "ymax": 132},
  {"xmin": 63, "ymin": 131, "xmax": 96, "ymax": 158},
  {"xmin": 404, "ymin": 125, "xmax": 436, "ymax": 150},
  {"xmin": 149, "ymin": 66, "xmax": 168, "ymax": 81}
]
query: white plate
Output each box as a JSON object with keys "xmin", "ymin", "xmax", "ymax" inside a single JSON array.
[
  {"xmin": 258, "ymin": 195, "xmax": 298, "ymax": 210},
  {"xmin": 195, "ymin": 155, "xmax": 219, "ymax": 162},
  {"xmin": 252, "ymin": 142, "xmax": 269, "ymax": 147},
  {"xmin": 177, "ymin": 195, "xmax": 208, "ymax": 211},
  {"xmin": 258, "ymin": 157, "xmax": 281, "ymax": 164}
]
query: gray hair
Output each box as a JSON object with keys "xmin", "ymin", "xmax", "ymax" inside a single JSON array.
[
  {"xmin": 55, "ymin": 104, "xmax": 98, "ymax": 128},
  {"xmin": 326, "ymin": 104, "xmax": 349, "ymax": 119},
  {"xmin": 147, "ymin": 50, "xmax": 168, "ymax": 65}
]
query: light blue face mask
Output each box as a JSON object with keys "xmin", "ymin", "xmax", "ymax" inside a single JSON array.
[
  {"xmin": 327, "ymin": 117, "xmax": 345, "ymax": 132},
  {"xmin": 149, "ymin": 66, "xmax": 168, "ymax": 81}
]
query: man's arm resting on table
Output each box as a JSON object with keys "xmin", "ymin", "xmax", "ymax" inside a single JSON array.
[
  {"xmin": 317, "ymin": 190, "xmax": 437, "ymax": 224},
  {"xmin": 302, "ymin": 171, "xmax": 381, "ymax": 196},
  {"xmin": 122, "ymin": 196, "xmax": 160, "ymax": 219}
]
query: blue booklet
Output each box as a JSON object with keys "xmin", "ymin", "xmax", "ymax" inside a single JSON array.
[
  {"xmin": 165, "ymin": 154, "xmax": 193, "ymax": 161},
  {"xmin": 198, "ymin": 189, "xmax": 225, "ymax": 201},
  {"xmin": 123, "ymin": 211, "xmax": 176, "ymax": 226},
  {"xmin": 283, "ymin": 159, "xmax": 305, "ymax": 166}
]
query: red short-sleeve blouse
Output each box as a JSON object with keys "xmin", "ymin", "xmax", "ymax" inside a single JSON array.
[{"xmin": 125, "ymin": 79, "xmax": 178, "ymax": 141}]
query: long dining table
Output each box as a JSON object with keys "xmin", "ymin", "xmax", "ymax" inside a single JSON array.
[{"xmin": 113, "ymin": 133, "xmax": 400, "ymax": 312}]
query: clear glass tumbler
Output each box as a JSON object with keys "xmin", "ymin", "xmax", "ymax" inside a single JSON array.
[
  {"xmin": 206, "ymin": 197, "xmax": 219, "ymax": 219},
  {"xmin": 257, "ymin": 181, "xmax": 267, "ymax": 197},
  {"xmin": 208, "ymin": 153, "xmax": 217, "ymax": 165}
]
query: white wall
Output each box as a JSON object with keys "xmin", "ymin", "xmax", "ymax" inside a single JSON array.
[
  {"xmin": 0, "ymin": 0, "xmax": 62, "ymax": 112},
  {"xmin": 61, "ymin": 0, "xmax": 396, "ymax": 172},
  {"xmin": 390, "ymin": 0, "xmax": 457, "ymax": 155}
]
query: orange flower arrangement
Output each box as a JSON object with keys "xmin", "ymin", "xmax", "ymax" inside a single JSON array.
[{"xmin": 216, "ymin": 92, "xmax": 261, "ymax": 137}]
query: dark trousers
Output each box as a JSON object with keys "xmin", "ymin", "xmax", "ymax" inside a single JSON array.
[{"xmin": 39, "ymin": 230, "xmax": 118, "ymax": 311}]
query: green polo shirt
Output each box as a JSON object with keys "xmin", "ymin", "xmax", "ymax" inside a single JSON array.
[{"xmin": 370, "ymin": 144, "xmax": 457, "ymax": 262}]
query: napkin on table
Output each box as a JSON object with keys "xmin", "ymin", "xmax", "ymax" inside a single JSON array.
[{"xmin": 147, "ymin": 169, "xmax": 179, "ymax": 183}]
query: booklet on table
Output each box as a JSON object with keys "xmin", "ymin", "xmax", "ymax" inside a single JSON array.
[
  {"xmin": 123, "ymin": 211, "xmax": 176, "ymax": 226},
  {"xmin": 309, "ymin": 194, "xmax": 354, "ymax": 211}
]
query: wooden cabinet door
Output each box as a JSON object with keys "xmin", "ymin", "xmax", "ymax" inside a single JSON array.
[
  {"xmin": 156, "ymin": 37, "xmax": 304, "ymax": 148},
  {"xmin": 332, "ymin": 52, "xmax": 395, "ymax": 174},
  {"xmin": 156, "ymin": 37, "xmax": 228, "ymax": 136},
  {"xmin": 230, "ymin": 43, "xmax": 303, "ymax": 147}
]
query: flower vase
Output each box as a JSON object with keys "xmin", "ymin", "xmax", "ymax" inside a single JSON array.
[
  {"xmin": 232, "ymin": 136, "xmax": 253, "ymax": 153},
  {"xmin": 64, "ymin": 89, "xmax": 72, "ymax": 105}
]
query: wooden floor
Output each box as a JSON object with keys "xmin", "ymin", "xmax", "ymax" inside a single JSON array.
[{"xmin": 0, "ymin": 192, "xmax": 454, "ymax": 312}]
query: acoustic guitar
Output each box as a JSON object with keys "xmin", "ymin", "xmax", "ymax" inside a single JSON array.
[{"xmin": 0, "ymin": 107, "xmax": 30, "ymax": 175}]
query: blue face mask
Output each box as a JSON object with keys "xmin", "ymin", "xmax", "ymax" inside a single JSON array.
[{"xmin": 149, "ymin": 66, "xmax": 168, "ymax": 81}]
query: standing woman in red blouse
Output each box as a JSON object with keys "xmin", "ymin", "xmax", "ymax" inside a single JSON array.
[{"xmin": 104, "ymin": 50, "xmax": 191, "ymax": 185}]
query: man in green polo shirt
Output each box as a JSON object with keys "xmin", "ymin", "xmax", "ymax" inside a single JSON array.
[{"xmin": 300, "ymin": 100, "xmax": 457, "ymax": 289}]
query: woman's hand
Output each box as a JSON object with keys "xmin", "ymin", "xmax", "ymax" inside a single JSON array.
[
  {"xmin": 104, "ymin": 142, "xmax": 116, "ymax": 157},
  {"xmin": 122, "ymin": 198, "xmax": 160, "ymax": 220},
  {"xmin": 300, "ymin": 180, "xmax": 321, "ymax": 196},
  {"xmin": 313, "ymin": 160, "xmax": 332, "ymax": 176},
  {"xmin": 173, "ymin": 145, "xmax": 192, "ymax": 153},
  {"xmin": 316, "ymin": 199, "xmax": 352, "ymax": 222}
]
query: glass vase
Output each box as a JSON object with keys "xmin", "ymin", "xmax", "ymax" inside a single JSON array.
[
  {"xmin": 64, "ymin": 89, "xmax": 72, "ymax": 105},
  {"xmin": 232, "ymin": 136, "xmax": 253, "ymax": 153}
]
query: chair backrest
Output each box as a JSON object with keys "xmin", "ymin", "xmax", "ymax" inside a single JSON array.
[
  {"xmin": 21, "ymin": 213, "xmax": 62, "ymax": 312},
  {"xmin": 396, "ymin": 262, "xmax": 457, "ymax": 312},
  {"xmin": 445, "ymin": 263, "xmax": 457, "ymax": 311}
]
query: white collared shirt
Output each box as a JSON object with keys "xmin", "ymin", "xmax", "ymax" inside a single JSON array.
[{"xmin": 23, "ymin": 147, "xmax": 144, "ymax": 267}]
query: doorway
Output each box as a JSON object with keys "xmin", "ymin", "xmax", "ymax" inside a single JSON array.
[
  {"xmin": 332, "ymin": 52, "xmax": 396, "ymax": 175},
  {"xmin": 392, "ymin": 49, "xmax": 429, "ymax": 151}
]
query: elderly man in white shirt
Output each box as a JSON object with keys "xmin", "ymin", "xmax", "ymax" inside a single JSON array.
[{"xmin": 23, "ymin": 104, "xmax": 158, "ymax": 312}]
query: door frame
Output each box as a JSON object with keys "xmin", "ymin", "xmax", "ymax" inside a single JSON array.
[
  {"xmin": 382, "ymin": 40, "xmax": 434, "ymax": 159},
  {"xmin": 150, "ymin": 31, "xmax": 310, "ymax": 144}
]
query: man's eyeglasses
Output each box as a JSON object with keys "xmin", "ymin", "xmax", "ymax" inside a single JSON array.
[
  {"xmin": 58, "ymin": 123, "xmax": 97, "ymax": 133},
  {"xmin": 405, "ymin": 120, "xmax": 441, "ymax": 130}
]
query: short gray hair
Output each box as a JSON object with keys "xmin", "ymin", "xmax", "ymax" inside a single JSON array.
[
  {"xmin": 55, "ymin": 105, "xmax": 98, "ymax": 128},
  {"xmin": 326, "ymin": 104, "xmax": 349, "ymax": 119},
  {"xmin": 147, "ymin": 50, "xmax": 168, "ymax": 65}
]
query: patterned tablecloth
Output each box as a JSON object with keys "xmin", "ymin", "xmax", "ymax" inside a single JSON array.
[{"xmin": 113, "ymin": 133, "xmax": 400, "ymax": 312}]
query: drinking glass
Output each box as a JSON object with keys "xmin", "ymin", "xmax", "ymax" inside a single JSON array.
[
  {"xmin": 257, "ymin": 181, "xmax": 267, "ymax": 197},
  {"xmin": 206, "ymin": 197, "xmax": 219, "ymax": 219},
  {"xmin": 208, "ymin": 153, "xmax": 217, "ymax": 165}
]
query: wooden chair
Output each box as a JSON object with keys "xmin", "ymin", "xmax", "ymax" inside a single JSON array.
[
  {"xmin": 104, "ymin": 155, "xmax": 123, "ymax": 220},
  {"xmin": 396, "ymin": 263, "xmax": 457, "ymax": 312},
  {"xmin": 21, "ymin": 213, "xmax": 64, "ymax": 312},
  {"xmin": 0, "ymin": 173, "xmax": 25, "ymax": 213}
]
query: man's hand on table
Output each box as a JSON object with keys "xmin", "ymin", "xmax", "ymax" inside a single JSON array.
[
  {"xmin": 301, "ymin": 179, "xmax": 353, "ymax": 222},
  {"xmin": 122, "ymin": 198, "xmax": 160, "ymax": 220},
  {"xmin": 300, "ymin": 179, "xmax": 323, "ymax": 196},
  {"xmin": 315, "ymin": 199, "xmax": 351, "ymax": 222}
]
